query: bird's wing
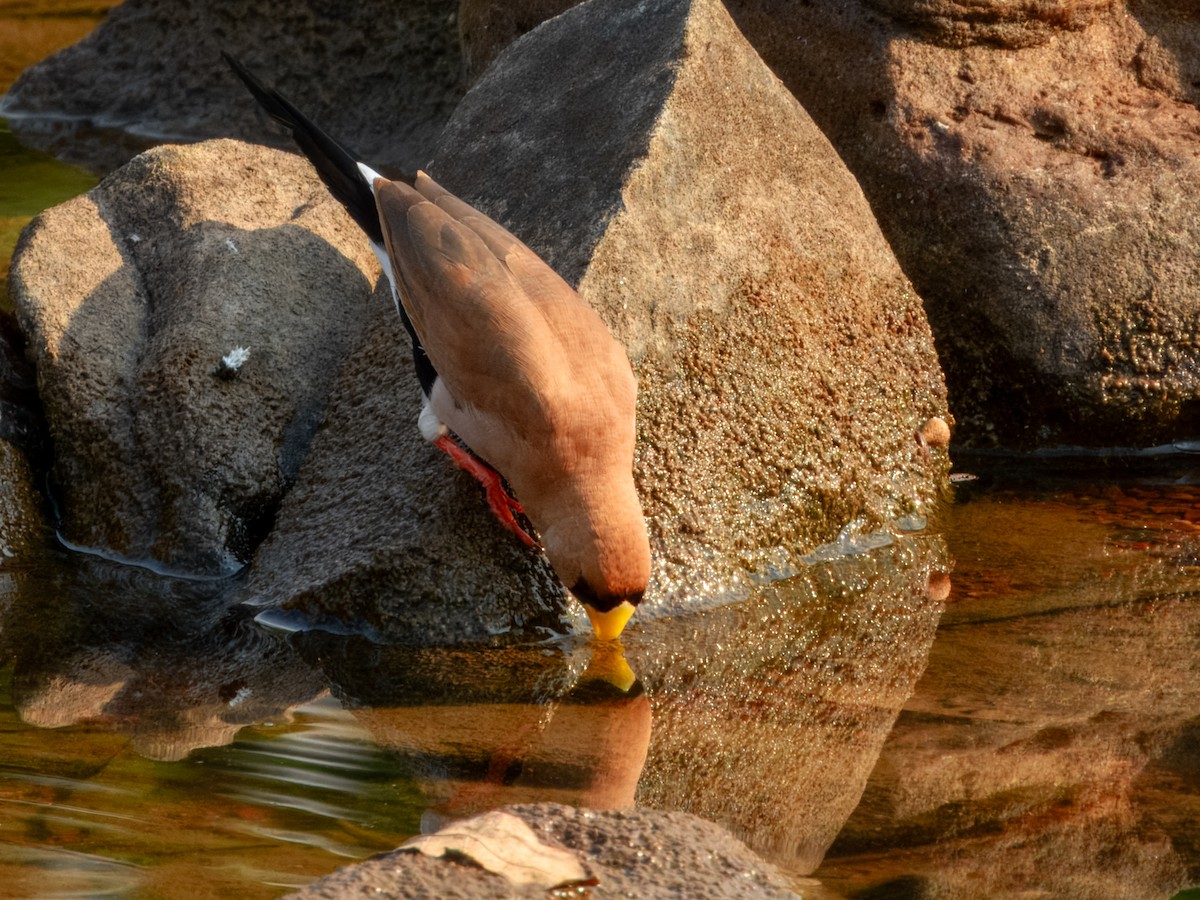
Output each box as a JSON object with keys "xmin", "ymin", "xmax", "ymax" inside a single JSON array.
[
  {"xmin": 376, "ymin": 178, "xmax": 569, "ymax": 444},
  {"xmin": 409, "ymin": 173, "xmax": 638, "ymax": 424}
]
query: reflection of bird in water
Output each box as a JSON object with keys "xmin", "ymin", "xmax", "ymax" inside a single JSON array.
[
  {"xmin": 349, "ymin": 644, "xmax": 650, "ymax": 828},
  {"xmin": 224, "ymin": 55, "xmax": 650, "ymax": 641}
]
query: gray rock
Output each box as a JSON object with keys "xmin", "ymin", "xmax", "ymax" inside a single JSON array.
[
  {"xmin": 0, "ymin": 0, "xmax": 465, "ymax": 175},
  {"xmin": 9, "ymin": 138, "xmax": 377, "ymax": 575},
  {"xmin": 0, "ymin": 441, "xmax": 46, "ymax": 566},
  {"xmin": 0, "ymin": 316, "xmax": 50, "ymax": 564},
  {"xmin": 241, "ymin": 290, "xmax": 567, "ymax": 644},
  {"xmin": 428, "ymin": 0, "xmax": 948, "ymax": 611},
  {"xmin": 285, "ymin": 803, "xmax": 801, "ymax": 899},
  {"xmin": 723, "ymin": 0, "xmax": 1200, "ymax": 448}
]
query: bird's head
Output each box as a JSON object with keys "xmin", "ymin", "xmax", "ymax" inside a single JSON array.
[{"xmin": 535, "ymin": 481, "xmax": 651, "ymax": 641}]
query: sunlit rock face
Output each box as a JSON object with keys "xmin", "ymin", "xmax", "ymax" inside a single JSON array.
[
  {"xmin": 457, "ymin": 0, "xmax": 1200, "ymax": 450},
  {"xmin": 248, "ymin": 0, "xmax": 947, "ymax": 636},
  {"xmin": 9, "ymin": 139, "xmax": 376, "ymax": 575},
  {"xmin": 725, "ymin": 0, "xmax": 1200, "ymax": 449},
  {"xmin": 0, "ymin": 0, "xmax": 465, "ymax": 175}
]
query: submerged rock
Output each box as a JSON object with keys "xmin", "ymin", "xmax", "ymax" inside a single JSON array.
[
  {"xmin": 0, "ymin": 0, "xmax": 464, "ymax": 174},
  {"xmin": 725, "ymin": 0, "xmax": 1200, "ymax": 448},
  {"xmin": 286, "ymin": 803, "xmax": 800, "ymax": 899},
  {"xmin": 247, "ymin": 0, "xmax": 948, "ymax": 636},
  {"xmin": 9, "ymin": 138, "xmax": 376, "ymax": 575}
]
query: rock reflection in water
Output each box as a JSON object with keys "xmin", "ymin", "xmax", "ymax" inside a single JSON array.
[
  {"xmin": 626, "ymin": 535, "xmax": 948, "ymax": 873},
  {"xmin": 0, "ymin": 549, "xmax": 325, "ymax": 760},
  {"xmin": 817, "ymin": 479, "xmax": 1200, "ymax": 898},
  {"xmin": 294, "ymin": 532, "xmax": 948, "ymax": 877},
  {"xmin": 291, "ymin": 634, "xmax": 652, "ymax": 829}
]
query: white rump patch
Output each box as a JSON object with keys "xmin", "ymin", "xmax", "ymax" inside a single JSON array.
[
  {"xmin": 357, "ymin": 162, "xmax": 385, "ymax": 191},
  {"xmin": 419, "ymin": 398, "xmax": 447, "ymax": 442}
]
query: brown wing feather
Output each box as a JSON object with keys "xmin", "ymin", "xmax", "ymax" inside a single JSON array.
[
  {"xmin": 409, "ymin": 173, "xmax": 637, "ymax": 422},
  {"xmin": 376, "ymin": 179, "xmax": 567, "ymax": 442}
]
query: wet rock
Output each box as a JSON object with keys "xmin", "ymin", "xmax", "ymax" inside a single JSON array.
[
  {"xmin": 248, "ymin": 0, "xmax": 948, "ymax": 632},
  {"xmin": 286, "ymin": 803, "xmax": 800, "ymax": 899},
  {"xmin": 722, "ymin": 0, "xmax": 1200, "ymax": 449},
  {"xmin": 9, "ymin": 138, "xmax": 376, "ymax": 575},
  {"xmin": 0, "ymin": 0, "xmax": 465, "ymax": 175}
]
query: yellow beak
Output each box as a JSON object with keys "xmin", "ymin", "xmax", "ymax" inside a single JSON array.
[
  {"xmin": 582, "ymin": 644, "xmax": 638, "ymax": 693},
  {"xmin": 584, "ymin": 601, "xmax": 637, "ymax": 641}
]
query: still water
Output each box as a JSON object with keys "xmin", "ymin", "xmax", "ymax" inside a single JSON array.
[
  {"xmin": 1, "ymin": 17, "xmax": 1199, "ymax": 899},
  {"xmin": 0, "ymin": 458, "xmax": 1197, "ymax": 899}
]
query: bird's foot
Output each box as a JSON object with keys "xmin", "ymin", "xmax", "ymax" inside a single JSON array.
[{"xmin": 433, "ymin": 435, "xmax": 540, "ymax": 549}]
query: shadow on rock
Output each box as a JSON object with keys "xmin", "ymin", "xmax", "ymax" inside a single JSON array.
[
  {"xmin": 0, "ymin": 547, "xmax": 326, "ymax": 762},
  {"xmin": 10, "ymin": 140, "xmax": 377, "ymax": 577}
]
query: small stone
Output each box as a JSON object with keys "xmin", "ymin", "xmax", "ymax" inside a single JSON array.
[{"xmin": 918, "ymin": 416, "xmax": 952, "ymax": 448}]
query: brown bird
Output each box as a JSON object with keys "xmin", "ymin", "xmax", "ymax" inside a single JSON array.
[{"xmin": 225, "ymin": 55, "xmax": 651, "ymax": 640}]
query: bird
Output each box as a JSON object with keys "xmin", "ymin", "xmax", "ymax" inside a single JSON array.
[{"xmin": 224, "ymin": 54, "xmax": 651, "ymax": 640}]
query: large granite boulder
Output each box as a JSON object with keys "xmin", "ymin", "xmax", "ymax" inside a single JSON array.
[
  {"xmin": 724, "ymin": 0, "xmax": 1200, "ymax": 449},
  {"xmin": 0, "ymin": 0, "xmax": 465, "ymax": 175},
  {"xmin": 9, "ymin": 138, "xmax": 377, "ymax": 575},
  {"xmin": 245, "ymin": 0, "xmax": 948, "ymax": 637},
  {"xmin": 456, "ymin": 0, "xmax": 1200, "ymax": 451}
]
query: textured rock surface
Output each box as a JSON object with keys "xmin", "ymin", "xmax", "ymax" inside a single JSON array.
[
  {"xmin": 9, "ymin": 139, "xmax": 376, "ymax": 575},
  {"xmin": 724, "ymin": 0, "xmax": 1200, "ymax": 448},
  {"xmin": 457, "ymin": 0, "xmax": 576, "ymax": 82},
  {"xmin": 287, "ymin": 803, "xmax": 800, "ymax": 899},
  {"xmin": 429, "ymin": 0, "xmax": 948, "ymax": 609},
  {"xmin": 246, "ymin": 0, "xmax": 948, "ymax": 637},
  {"xmin": 241, "ymin": 292, "xmax": 567, "ymax": 643},
  {"xmin": 0, "ymin": 315, "xmax": 50, "ymax": 562},
  {"xmin": 0, "ymin": 0, "xmax": 464, "ymax": 174}
]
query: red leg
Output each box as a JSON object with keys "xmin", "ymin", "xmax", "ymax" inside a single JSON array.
[{"xmin": 433, "ymin": 435, "xmax": 540, "ymax": 549}]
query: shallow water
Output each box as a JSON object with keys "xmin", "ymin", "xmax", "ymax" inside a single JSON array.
[
  {"xmin": 0, "ymin": 464, "xmax": 1195, "ymax": 898},
  {"xmin": 2, "ymin": 23, "xmax": 1199, "ymax": 900}
]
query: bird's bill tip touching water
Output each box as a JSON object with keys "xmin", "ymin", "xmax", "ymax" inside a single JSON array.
[{"xmin": 585, "ymin": 600, "xmax": 638, "ymax": 641}]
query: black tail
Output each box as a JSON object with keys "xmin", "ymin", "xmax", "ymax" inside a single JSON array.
[{"xmin": 223, "ymin": 52, "xmax": 385, "ymax": 244}]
